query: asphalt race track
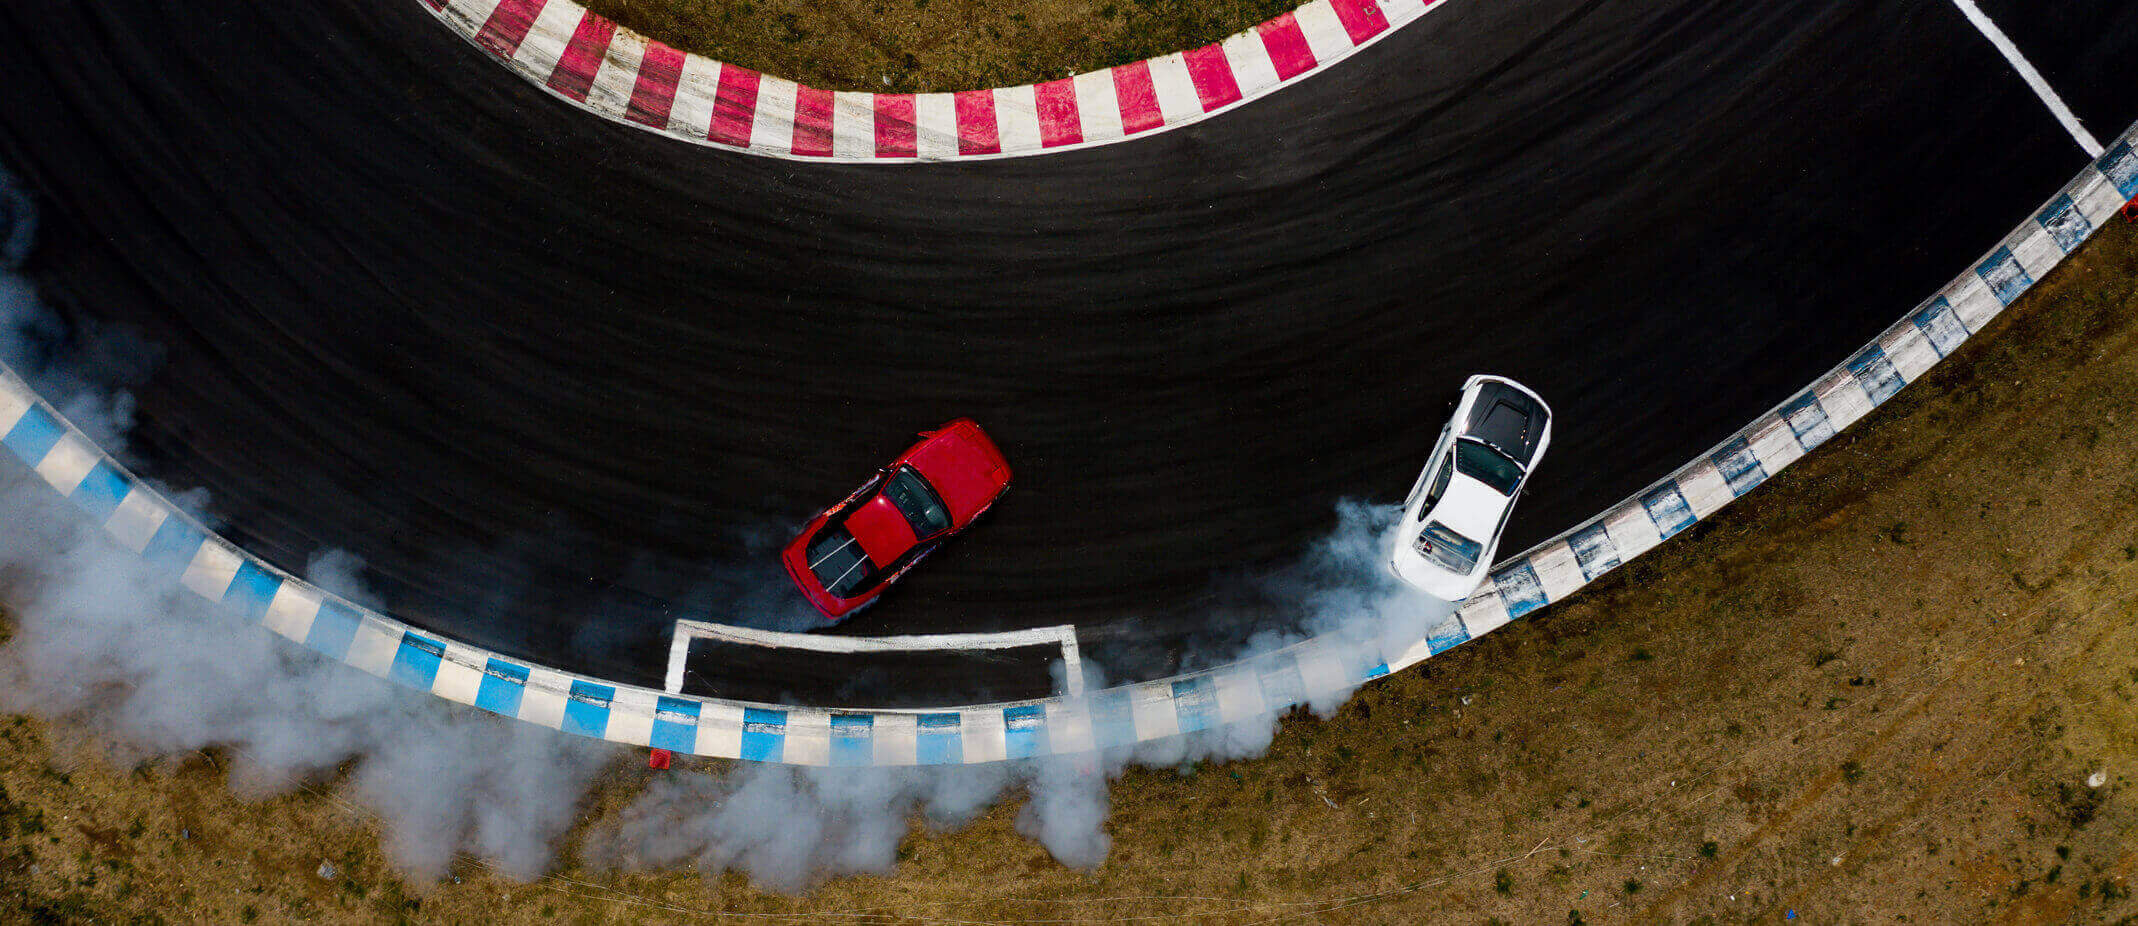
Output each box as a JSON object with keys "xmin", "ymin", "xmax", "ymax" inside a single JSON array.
[{"xmin": 0, "ymin": 0, "xmax": 2133, "ymax": 706}]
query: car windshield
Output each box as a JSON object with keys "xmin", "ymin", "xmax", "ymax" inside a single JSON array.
[
  {"xmin": 806, "ymin": 527, "xmax": 876, "ymax": 598},
  {"xmin": 884, "ymin": 467, "xmax": 953, "ymax": 537},
  {"xmin": 1454, "ymin": 438, "xmax": 1524, "ymax": 495},
  {"xmin": 1414, "ymin": 521, "xmax": 1483, "ymax": 575}
]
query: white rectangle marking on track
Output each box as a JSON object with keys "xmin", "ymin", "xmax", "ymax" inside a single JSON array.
[{"xmin": 666, "ymin": 620, "xmax": 1082, "ymax": 696}]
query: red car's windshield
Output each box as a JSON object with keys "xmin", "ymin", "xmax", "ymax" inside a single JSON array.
[{"xmin": 884, "ymin": 467, "xmax": 953, "ymax": 537}]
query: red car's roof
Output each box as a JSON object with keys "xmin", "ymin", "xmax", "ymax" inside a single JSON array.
[{"xmin": 844, "ymin": 494, "xmax": 918, "ymax": 566}]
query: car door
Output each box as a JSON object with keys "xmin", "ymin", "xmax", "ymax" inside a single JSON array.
[
  {"xmin": 1404, "ymin": 425, "xmax": 1455, "ymax": 513},
  {"xmin": 1414, "ymin": 448, "xmax": 1455, "ymax": 522}
]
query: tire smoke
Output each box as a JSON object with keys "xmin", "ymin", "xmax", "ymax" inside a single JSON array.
[{"xmin": 0, "ymin": 162, "xmax": 1455, "ymax": 891}]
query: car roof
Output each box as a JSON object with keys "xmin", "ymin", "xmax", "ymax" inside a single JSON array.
[{"xmin": 1462, "ymin": 381, "xmax": 1548, "ymax": 463}]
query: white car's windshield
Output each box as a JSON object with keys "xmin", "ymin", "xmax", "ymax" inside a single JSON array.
[
  {"xmin": 1454, "ymin": 439, "xmax": 1523, "ymax": 495},
  {"xmin": 1414, "ymin": 521, "xmax": 1483, "ymax": 574}
]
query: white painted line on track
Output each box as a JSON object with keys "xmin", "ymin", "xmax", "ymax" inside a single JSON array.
[
  {"xmin": 1949, "ymin": 0, "xmax": 2104, "ymax": 158},
  {"xmin": 665, "ymin": 620, "xmax": 1083, "ymax": 697}
]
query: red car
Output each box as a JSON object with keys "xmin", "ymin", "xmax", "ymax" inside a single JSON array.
[{"xmin": 781, "ymin": 419, "xmax": 1012, "ymax": 619}]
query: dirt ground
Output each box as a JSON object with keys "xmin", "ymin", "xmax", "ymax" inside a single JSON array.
[
  {"xmin": 6, "ymin": 224, "xmax": 2138, "ymax": 922},
  {"xmin": 578, "ymin": 0, "xmax": 1300, "ymax": 92}
]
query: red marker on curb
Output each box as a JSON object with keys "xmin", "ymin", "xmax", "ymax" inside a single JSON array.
[
  {"xmin": 2120, "ymin": 196, "xmax": 2138, "ymax": 224},
  {"xmin": 648, "ymin": 748, "xmax": 673, "ymax": 770}
]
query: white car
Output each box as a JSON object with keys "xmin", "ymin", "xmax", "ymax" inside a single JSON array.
[{"xmin": 1389, "ymin": 375, "xmax": 1553, "ymax": 601}]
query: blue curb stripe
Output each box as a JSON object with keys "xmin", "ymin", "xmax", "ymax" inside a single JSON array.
[
  {"xmin": 2039, "ymin": 194, "xmax": 2090, "ymax": 253},
  {"xmin": 2102, "ymin": 141, "xmax": 2138, "ymax": 197},
  {"xmin": 1640, "ymin": 483, "xmax": 1696, "ymax": 540},
  {"xmin": 1780, "ymin": 393, "xmax": 1835, "ymax": 451},
  {"xmin": 828, "ymin": 713, "xmax": 873, "ymax": 766},
  {"xmin": 1003, "ymin": 705, "xmax": 1047, "ymax": 759},
  {"xmin": 1492, "ymin": 562, "xmax": 1548, "ymax": 618},
  {"xmin": 1346, "ymin": 641, "xmax": 1389, "ymax": 682},
  {"xmin": 140, "ymin": 516, "xmax": 206, "ymax": 575},
  {"xmin": 1256, "ymin": 655, "xmax": 1305, "ymax": 712},
  {"xmin": 1171, "ymin": 677, "xmax": 1215, "ymax": 734},
  {"xmin": 389, "ymin": 632, "xmax": 446, "ymax": 691},
  {"xmin": 475, "ymin": 659, "xmax": 530, "ymax": 717},
  {"xmin": 1976, "ymin": 247, "xmax": 2033, "ymax": 305},
  {"xmin": 651, "ymin": 697, "xmax": 702, "ymax": 753},
  {"xmin": 1846, "ymin": 346, "xmax": 1905, "ymax": 406},
  {"xmin": 1, "ymin": 404, "xmax": 63, "ymax": 466},
  {"xmin": 224, "ymin": 559, "xmax": 282, "ymax": 621},
  {"xmin": 68, "ymin": 461, "xmax": 131, "ymax": 524},
  {"xmin": 1425, "ymin": 616, "xmax": 1470, "ymax": 655},
  {"xmin": 916, "ymin": 713, "xmax": 962, "ymax": 765},
  {"xmin": 1568, "ymin": 523, "xmax": 1621, "ymax": 581},
  {"xmin": 1711, "ymin": 437, "xmax": 1766, "ymax": 498},
  {"xmin": 1912, "ymin": 297, "xmax": 1970, "ymax": 357},
  {"xmin": 562, "ymin": 680, "xmax": 615, "ymax": 738},
  {"xmin": 302, "ymin": 599, "xmax": 364, "ymax": 661},
  {"xmin": 1090, "ymin": 692, "xmax": 1137, "ymax": 750},
  {"xmin": 740, "ymin": 708, "xmax": 787, "ymax": 763}
]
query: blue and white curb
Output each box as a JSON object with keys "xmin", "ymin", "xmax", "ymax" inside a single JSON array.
[{"xmin": 2, "ymin": 125, "xmax": 2132, "ymax": 765}]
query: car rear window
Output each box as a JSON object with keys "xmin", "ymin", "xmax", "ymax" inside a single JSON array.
[
  {"xmin": 806, "ymin": 527, "xmax": 876, "ymax": 598},
  {"xmin": 1454, "ymin": 439, "xmax": 1523, "ymax": 495},
  {"xmin": 884, "ymin": 467, "xmax": 953, "ymax": 537},
  {"xmin": 1414, "ymin": 521, "xmax": 1483, "ymax": 575}
]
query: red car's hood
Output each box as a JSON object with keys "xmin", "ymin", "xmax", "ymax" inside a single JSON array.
[
  {"xmin": 907, "ymin": 423, "xmax": 1011, "ymax": 523},
  {"xmin": 844, "ymin": 495, "xmax": 918, "ymax": 565}
]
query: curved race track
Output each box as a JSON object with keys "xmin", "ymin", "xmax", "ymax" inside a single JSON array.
[{"xmin": 0, "ymin": 0, "xmax": 2133, "ymax": 705}]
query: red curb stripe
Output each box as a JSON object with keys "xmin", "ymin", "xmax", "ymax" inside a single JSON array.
[
  {"xmin": 625, "ymin": 40, "xmax": 685, "ymax": 128},
  {"xmin": 875, "ymin": 94, "xmax": 917, "ymax": 157},
  {"xmin": 1256, "ymin": 13, "xmax": 1318, "ymax": 80},
  {"xmin": 954, "ymin": 91, "xmax": 1000, "ymax": 155},
  {"xmin": 1111, "ymin": 61, "xmax": 1164, "ymax": 135},
  {"xmin": 475, "ymin": 0, "xmax": 548, "ymax": 59},
  {"xmin": 1034, "ymin": 79, "xmax": 1082, "ymax": 147},
  {"xmin": 1182, "ymin": 45, "xmax": 1243, "ymax": 111},
  {"xmin": 792, "ymin": 86, "xmax": 835, "ymax": 156},
  {"xmin": 1327, "ymin": 0, "xmax": 1389, "ymax": 44},
  {"xmin": 545, "ymin": 12, "xmax": 615, "ymax": 102},
  {"xmin": 710, "ymin": 65, "xmax": 761, "ymax": 147}
]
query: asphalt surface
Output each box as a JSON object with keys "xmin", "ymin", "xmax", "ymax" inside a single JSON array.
[{"xmin": 0, "ymin": 0, "xmax": 2133, "ymax": 705}]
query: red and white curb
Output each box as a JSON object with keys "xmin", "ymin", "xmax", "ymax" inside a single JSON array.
[{"xmin": 421, "ymin": 0, "xmax": 1451, "ymax": 161}]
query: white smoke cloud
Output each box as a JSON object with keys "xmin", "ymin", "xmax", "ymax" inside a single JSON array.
[
  {"xmin": 0, "ymin": 167, "xmax": 608, "ymax": 882},
  {"xmin": 0, "ymin": 161, "xmax": 1456, "ymax": 893}
]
